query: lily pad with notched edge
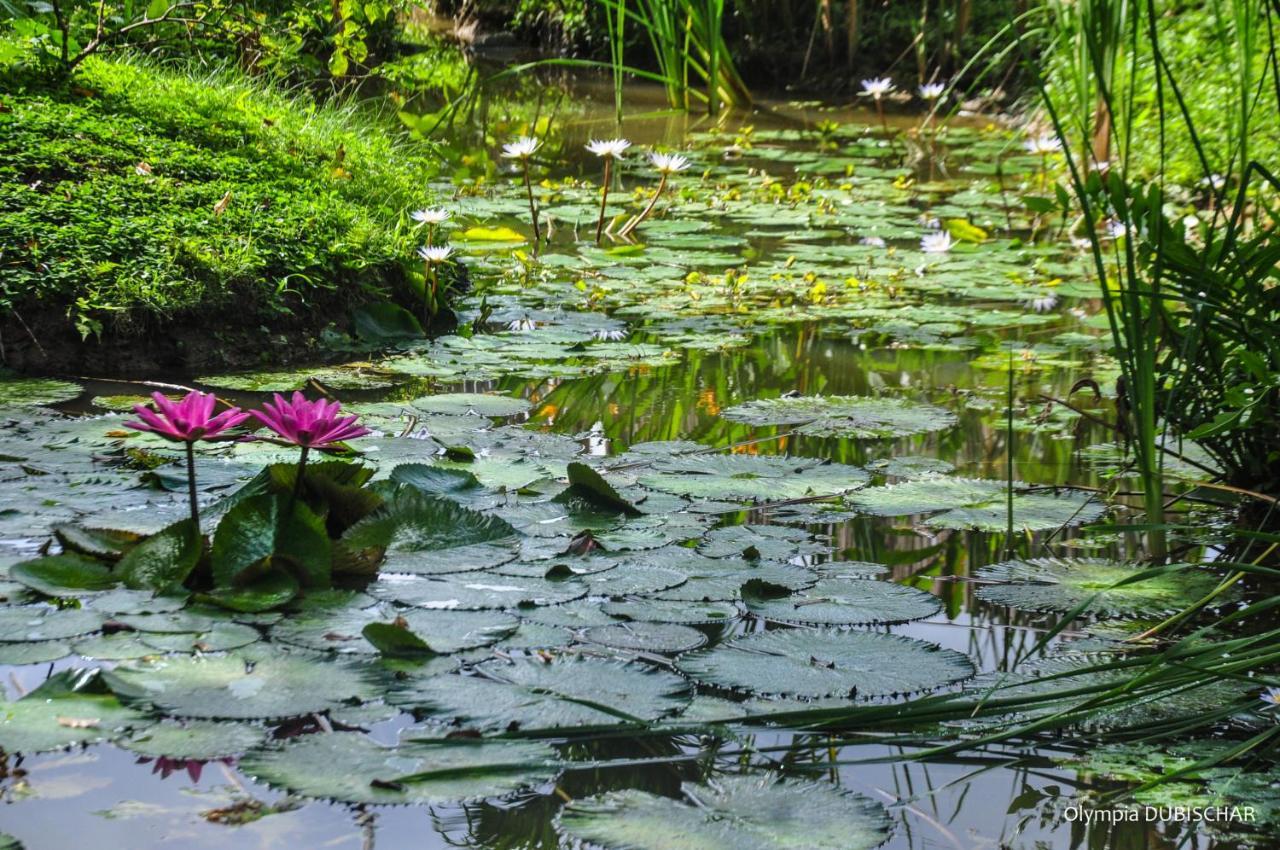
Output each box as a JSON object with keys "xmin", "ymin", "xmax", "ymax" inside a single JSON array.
[
  {"xmin": 845, "ymin": 477, "xmax": 1103, "ymax": 531},
  {"xmin": 556, "ymin": 774, "xmax": 892, "ymax": 850},
  {"xmin": 975, "ymin": 558, "xmax": 1229, "ymax": 619},
  {"xmin": 722, "ymin": 395, "xmax": 957, "ymax": 439},
  {"xmin": 583, "ymin": 622, "xmax": 708, "ymax": 653},
  {"xmin": 677, "ymin": 629, "xmax": 973, "ymax": 698},
  {"xmin": 240, "ymin": 732, "xmax": 558, "ymax": 804},
  {"xmin": 120, "ymin": 720, "xmax": 268, "ymax": 760},
  {"xmin": 745, "ymin": 578, "xmax": 941, "ymax": 626},
  {"xmin": 639, "ymin": 455, "xmax": 868, "ymax": 502}
]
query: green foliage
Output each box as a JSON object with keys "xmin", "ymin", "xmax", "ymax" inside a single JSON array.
[{"xmin": 0, "ymin": 56, "xmax": 438, "ymax": 343}]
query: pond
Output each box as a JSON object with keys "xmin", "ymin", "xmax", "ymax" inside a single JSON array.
[{"xmin": 0, "ymin": 98, "xmax": 1258, "ymax": 849}]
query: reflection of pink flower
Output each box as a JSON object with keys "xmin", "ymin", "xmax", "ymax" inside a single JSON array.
[
  {"xmin": 251, "ymin": 392, "xmax": 370, "ymax": 450},
  {"xmin": 126, "ymin": 391, "xmax": 248, "ymax": 443}
]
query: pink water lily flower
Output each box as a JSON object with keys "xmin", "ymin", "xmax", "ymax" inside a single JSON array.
[
  {"xmin": 251, "ymin": 392, "xmax": 370, "ymax": 450},
  {"xmin": 125, "ymin": 391, "xmax": 249, "ymax": 442},
  {"xmin": 125, "ymin": 390, "xmax": 247, "ymax": 535}
]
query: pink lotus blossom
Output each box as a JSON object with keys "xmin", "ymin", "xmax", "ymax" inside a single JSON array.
[
  {"xmin": 125, "ymin": 391, "xmax": 249, "ymax": 443},
  {"xmin": 251, "ymin": 392, "xmax": 370, "ymax": 450}
]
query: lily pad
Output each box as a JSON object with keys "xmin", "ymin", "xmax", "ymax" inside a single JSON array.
[
  {"xmin": 241, "ymin": 732, "xmax": 558, "ymax": 804},
  {"xmin": 722, "ymin": 395, "xmax": 957, "ymax": 439},
  {"xmin": 557, "ymin": 775, "xmax": 892, "ymax": 850},
  {"xmin": 410, "ymin": 393, "xmax": 532, "ymax": 417},
  {"xmin": 677, "ymin": 629, "xmax": 974, "ymax": 698},
  {"xmin": 845, "ymin": 477, "xmax": 1104, "ymax": 531},
  {"xmin": 584, "ymin": 622, "xmax": 707, "ymax": 653},
  {"xmin": 640, "ymin": 455, "xmax": 868, "ymax": 502},
  {"xmin": 389, "ymin": 655, "xmax": 690, "ymax": 732},
  {"xmin": 745, "ymin": 578, "xmax": 941, "ymax": 626},
  {"xmin": 120, "ymin": 720, "xmax": 268, "ymax": 759},
  {"xmin": 975, "ymin": 558, "xmax": 1229, "ymax": 619}
]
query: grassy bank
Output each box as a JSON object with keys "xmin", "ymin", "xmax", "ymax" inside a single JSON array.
[{"xmin": 0, "ymin": 55, "xmax": 439, "ymax": 373}]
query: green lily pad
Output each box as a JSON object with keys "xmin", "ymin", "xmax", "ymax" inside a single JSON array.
[
  {"xmin": 368, "ymin": 574, "xmax": 587, "ymax": 609},
  {"xmin": 410, "ymin": 393, "xmax": 532, "ymax": 417},
  {"xmin": 583, "ymin": 622, "xmax": 707, "ymax": 653},
  {"xmin": 0, "ymin": 607, "xmax": 105, "ymax": 642},
  {"xmin": 640, "ymin": 455, "xmax": 868, "ymax": 502},
  {"xmin": 745, "ymin": 578, "xmax": 941, "ymax": 626},
  {"xmin": 388, "ymin": 655, "xmax": 690, "ymax": 732},
  {"xmin": 0, "ymin": 372, "xmax": 81, "ymax": 407},
  {"xmin": 9, "ymin": 553, "xmax": 118, "ymax": 596},
  {"xmin": 845, "ymin": 477, "xmax": 1104, "ymax": 531},
  {"xmin": 722, "ymin": 395, "xmax": 957, "ymax": 439},
  {"xmin": 120, "ymin": 720, "xmax": 268, "ymax": 760},
  {"xmin": 108, "ymin": 648, "xmax": 375, "ymax": 719},
  {"xmin": 678, "ymin": 629, "xmax": 974, "ymax": 698},
  {"xmin": 975, "ymin": 558, "xmax": 1230, "ymax": 619},
  {"xmin": 556, "ymin": 774, "xmax": 892, "ymax": 850},
  {"xmin": 241, "ymin": 732, "xmax": 558, "ymax": 804}
]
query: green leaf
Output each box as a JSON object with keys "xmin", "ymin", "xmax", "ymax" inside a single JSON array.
[
  {"xmin": 52, "ymin": 523, "xmax": 140, "ymax": 560},
  {"xmin": 390, "ymin": 464, "xmax": 482, "ymax": 498},
  {"xmin": 456, "ymin": 225, "xmax": 526, "ymax": 242},
  {"xmin": 211, "ymin": 494, "xmax": 278, "ymax": 586},
  {"xmin": 557, "ymin": 775, "xmax": 892, "ymax": 850},
  {"xmin": 197, "ymin": 571, "xmax": 300, "ymax": 613},
  {"xmin": 116, "ymin": 518, "xmax": 202, "ymax": 593},
  {"xmin": 342, "ymin": 486, "xmax": 516, "ymax": 564},
  {"xmin": 361, "ymin": 620, "xmax": 435, "ymax": 657},
  {"xmin": 720, "ymin": 395, "xmax": 956, "ymax": 439},
  {"xmin": 353, "ymin": 302, "xmax": 424, "ymax": 343},
  {"xmin": 10, "ymin": 553, "xmax": 118, "ymax": 596},
  {"xmin": 560, "ymin": 462, "xmax": 642, "ymax": 516}
]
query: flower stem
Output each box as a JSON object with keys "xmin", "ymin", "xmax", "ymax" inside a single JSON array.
[
  {"xmin": 522, "ymin": 162, "xmax": 541, "ymax": 253},
  {"xmin": 184, "ymin": 441, "xmax": 200, "ymax": 536},
  {"xmin": 594, "ymin": 157, "xmax": 613, "ymax": 244},
  {"xmin": 619, "ymin": 173, "xmax": 667, "ymax": 238},
  {"xmin": 287, "ymin": 445, "xmax": 310, "ymax": 517}
]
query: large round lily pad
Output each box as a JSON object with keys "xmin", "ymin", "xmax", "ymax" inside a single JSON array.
[
  {"xmin": 975, "ymin": 558, "xmax": 1229, "ymax": 619},
  {"xmin": 639, "ymin": 455, "xmax": 868, "ymax": 502},
  {"xmin": 120, "ymin": 720, "xmax": 268, "ymax": 760},
  {"xmin": 722, "ymin": 395, "xmax": 957, "ymax": 439},
  {"xmin": 557, "ymin": 774, "xmax": 892, "ymax": 850},
  {"xmin": 677, "ymin": 629, "xmax": 974, "ymax": 698},
  {"xmin": 745, "ymin": 578, "xmax": 941, "ymax": 626},
  {"xmin": 389, "ymin": 655, "xmax": 690, "ymax": 732},
  {"xmin": 368, "ymin": 574, "xmax": 588, "ymax": 609},
  {"xmin": 845, "ymin": 478, "xmax": 1104, "ymax": 531},
  {"xmin": 241, "ymin": 731, "xmax": 558, "ymax": 804},
  {"xmin": 109, "ymin": 649, "xmax": 376, "ymax": 719}
]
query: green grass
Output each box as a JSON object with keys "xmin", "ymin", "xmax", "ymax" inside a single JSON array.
[{"xmin": 0, "ymin": 54, "xmax": 439, "ymax": 348}]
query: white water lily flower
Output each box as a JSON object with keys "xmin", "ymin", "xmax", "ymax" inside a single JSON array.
[
  {"xmin": 861, "ymin": 77, "xmax": 895, "ymax": 98},
  {"xmin": 411, "ymin": 208, "xmax": 451, "ymax": 225},
  {"xmin": 918, "ymin": 82, "xmax": 946, "ymax": 100},
  {"xmin": 592, "ymin": 328, "xmax": 627, "ymax": 341},
  {"xmin": 1024, "ymin": 133, "xmax": 1063, "ymax": 155},
  {"xmin": 650, "ymin": 152, "xmax": 691, "ymax": 174},
  {"xmin": 507, "ymin": 317, "xmax": 538, "ymax": 332},
  {"xmin": 1106, "ymin": 218, "xmax": 1128, "ymax": 238},
  {"xmin": 585, "ymin": 138, "xmax": 632, "ymax": 159},
  {"xmin": 860, "ymin": 236, "xmax": 887, "ymax": 248},
  {"xmin": 1261, "ymin": 686, "xmax": 1280, "ymax": 707},
  {"xmin": 920, "ymin": 231, "xmax": 954, "ymax": 253},
  {"xmin": 1201, "ymin": 173, "xmax": 1227, "ymax": 190},
  {"xmin": 417, "ymin": 245, "xmax": 454, "ymax": 264},
  {"xmin": 1028, "ymin": 293, "xmax": 1059, "ymax": 313},
  {"xmin": 501, "ymin": 136, "xmax": 542, "ymax": 160}
]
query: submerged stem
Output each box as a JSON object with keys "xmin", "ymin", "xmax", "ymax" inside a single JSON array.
[
  {"xmin": 287, "ymin": 445, "xmax": 310, "ymax": 516},
  {"xmin": 184, "ymin": 441, "xmax": 200, "ymax": 536},
  {"xmin": 522, "ymin": 162, "xmax": 541, "ymax": 253},
  {"xmin": 594, "ymin": 157, "xmax": 613, "ymax": 244}
]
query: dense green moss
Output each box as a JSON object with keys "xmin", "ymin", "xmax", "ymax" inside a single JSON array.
[{"xmin": 0, "ymin": 56, "xmax": 438, "ymax": 362}]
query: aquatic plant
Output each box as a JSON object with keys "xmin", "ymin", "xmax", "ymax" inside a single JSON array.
[
  {"xmin": 416, "ymin": 244, "xmax": 456, "ymax": 322},
  {"xmin": 125, "ymin": 391, "xmax": 248, "ymax": 534},
  {"xmin": 410, "ymin": 208, "xmax": 451, "ymax": 245},
  {"xmin": 251, "ymin": 392, "xmax": 371, "ymax": 510},
  {"xmin": 619, "ymin": 151, "xmax": 690, "ymax": 237},
  {"xmin": 920, "ymin": 230, "xmax": 954, "ymax": 253},
  {"xmin": 502, "ymin": 136, "xmax": 543, "ymax": 252},
  {"xmin": 860, "ymin": 76, "xmax": 895, "ymax": 137},
  {"xmin": 586, "ymin": 137, "xmax": 631, "ymax": 243}
]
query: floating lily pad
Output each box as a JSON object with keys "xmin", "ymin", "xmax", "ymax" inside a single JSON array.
[
  {"xmin": 583, "ymin": 622, "xmax": 707, "ymax": 653},
  {"xmin": 241, "ymin": 732, "xmax": 558, "ymax": 804},
  {"xmin": 120, "ymin": 720, "xmax": 268, "ymax": 760},
  {"xmin": 0, "ymin": 640, "xmax": 70, "ymax": 665},
  {"xmin": 368, "ymin": 574, "xmax": 588, "ymax": 610},
  {"xmin": 975, "ymin": 558, "xmax": 1229, "ymax": 619},
  {"xmin": 388, "ymin": 656, "xmax": 690, "ymax": 732},
  {"xmin": 697, "ymin": 524, "xmax": 829, "ymax": 562},
  {"xmin": 410, "ymin": 393, "xmax": 532, "ymax": 417},
  {"xmin": 273, "ymin": 598, "xmax": 517, "ymax": 655},
  {"xmin": 640, "ymin": 455, "xmax": 868, "ymax": 502},
  {"xmin": 845, "ymin": 478, "xmax": 1104, "ymax": 531},
  {"xmin": 0, "ymin": 686, "xmax": 148, "ymax": 753},
  {"xmin": 745, "ymin": 578, "xmax": 941, "ymax": 626},
  {"xmin": 602, "ymin": 599, "xmax": 740, "ymax": 625},
  {"xmin": 556, "ymin": 775, "xmax": 892, "ymax": 850},
  {"xmin": 108, "ymin": 649, "xmax": 375, "ymax": 719},
  {"xmin": 678, "ymin": 629, "xmax": 973, "ymax": 698},
  {"xmin": 0, "ymin": 607, "xmax": 105, "ymax": 642},
  {"xmin": 0, "ymin": 373, "xmax": 81, "ymax": 407},
  {"xmin": 722, "ymin": 395, "xmax": 957, "ymax": 439}
]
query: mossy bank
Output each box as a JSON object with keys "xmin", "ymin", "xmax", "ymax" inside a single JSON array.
[{"xmin": 0, "ymin": 56, "xmax": 440, "ymax": 375}]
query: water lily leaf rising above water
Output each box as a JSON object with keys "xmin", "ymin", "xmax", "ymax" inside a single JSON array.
[
  {"xmin": 745, "ymin": 578, "xmax": 941, "ymax": 626},
  {"xmin": 846, "ymin": 477, "xmax": 1103, "ymax": 531},
  {"xmin": 583, "ymin": 621, "xmax": 707, "ymax": 653},
  {"xmin": 721, "ymin": 395, "xmax": 957, "ymax": 439},
  {"xmin": 108, "ymin": 649, "xmax": 375, "ymax": 719},
  {"xmin": 9, "ymin": 553, "xmax": 118, "ymax": 596},
  {"xmin": 678, "ymin": 629, "xmax": 974, "ymax": 699},
  {"xmin": 976, "ymin": 558, "xmax": 1229, "ymax": 618},
  {"xmin": 389, "ymin": 656, "xmax": 690, "ymax": 732},
  {"xmin": 121, "ymin": 719, "xmax": 267, "ymax": 760},
  {"xmin": 639, "ymin": 455, "xmax": 868, "ymax": 502},
  {"xmin": 241, "ymin": 732, "xmax": 557, "ymax": 805},
  {"xmin": 556, "ymin": 775, "xmax": 892, "ymax": 850}
]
